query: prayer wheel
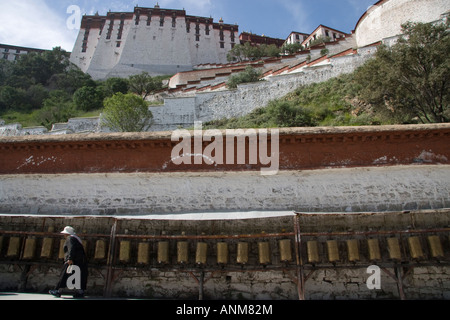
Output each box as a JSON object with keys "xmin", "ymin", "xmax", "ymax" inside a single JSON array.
[
  {"xmin": 307, "ymin": 241, "xmax": 320, "ymax": 264},
  {"xmin": 326, "ymin": 240, "xmax": 339, "ymax": 263},
  {"xmin": 7, "ymin": 237, "xmax": 21, "ymax": 257},
  {"xmin": 119, "ymin": 241, "xmax": 131, "ymax": 263},
  {"xmin": 58, "ymin": 239, "xmax": 66, "ymax": 259},
  {"xmin": 22, "ymin": 238, "xmax": 36, "ymax": 260},
  {"xmin": 137, "ymin": 242, "xmax": 150, "ymax": 265},
  {"xmin": 428, "ymin": 235, "xmax": 444, "ymax": 259},
  {"xmin": 367, "ymin": 239, "xmax": 381, "ymax": 261},
  {"xmin": 236, "ymin": 242, "xmax": 249, "ymax": 265},
  {"xmin": 387, "ymin": 238, "xmax": 402, "ymax": 261},
  {"xmin": 94, "ymin": 240, "xmax": 107, "ymax": 260},
  {"xmin": 177, "ymin": 241, "xmax": 189, "ymax": 264},
  {"xmin": 196, "ymin": 242, "xmax": 208, "ymax": 265},
  {"xmin": 408, "ymin": 237, "xmax": 424, "ymax": 260},
  {"xmin": 41, "ymin": 234, "xmax": 54, "ymax": 259},
  {"xmin": 347, "ymin": 239, "xmax": 360, "ymax": 262},
  {"xmin": 258, "ymin": 242, "xmax": 271, "ymax": 265},
  {"xmin": 158, "ymin": 241, "xmax": 170, "ymax": 264},
  {"xmin": 217, "ymin": 242, "xmax": 229, "ymax": 264},
  {"xmin": 279, "ymin": 239, "xmax": 292, "ymax": 262}
]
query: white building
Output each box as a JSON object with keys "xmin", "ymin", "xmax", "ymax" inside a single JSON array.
[
  {"xmin": 69, "ymin": 5, "xmax": 239, "ymax": 80},
  {"xmin": 0, "ymin": 44, "xmax": 46, "ymax": 62}
]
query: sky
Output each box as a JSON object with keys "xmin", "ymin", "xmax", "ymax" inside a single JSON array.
[{"xmin": 0, "ymin": 0, "xmax": 377, "ymax": 52}]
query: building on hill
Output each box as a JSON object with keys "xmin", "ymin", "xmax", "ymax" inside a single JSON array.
[
  {"xmin": 284, "ymin": 31, "xmax": 309, "ymax": 46},
  {"xmin": 239, "ymin": 32, "xmax": 286, "ymax": 48},
  {"xmin": 0, "ymin": 44, "xmax": 47, "ymax": 62},
  {"xmin": 302, "ymin": 25, "xmax": 349, "ymax": 48},
  {"xmin": 69, "ymin": 5, "xmax": 239, "ymax": 80}
]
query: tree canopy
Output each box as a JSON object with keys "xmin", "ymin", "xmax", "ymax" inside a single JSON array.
[{"xmin": 354, "ymin": 21, "xmax": 449, "ymax": 123}]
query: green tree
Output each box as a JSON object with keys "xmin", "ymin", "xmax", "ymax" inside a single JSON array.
[
  {"xmin": 355, "ymin": 21, "xmax": 449, "ymax": 123},
  {"xmin": 282, "ymin": 43, "xmax": 303, "ymax": 55},
  {"xmin": 0, "ymin": 86, "xmax": 30, "ymax": 111},
  {"xmin": 128, "ymin": 72, "xmax": 163, "ymax": 99},
  {"xmin": 227, "ymin": 66, "xmax": 263, "ymax": 89},
  {"xmin": 73, "ymin": 86, "xmax": 104, "ymax": 111},
  {"xmin": 101, "ymin": 93, "xmax": 153, "ymax": 132},
  {"xmin": 34, "ymin": 90, "xmax": 78, "ymax": 130},
  {"xmin": 101, "ymin": 77, "xmax": 129, "ymax": 98}
]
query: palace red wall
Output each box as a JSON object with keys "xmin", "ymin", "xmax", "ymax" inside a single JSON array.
[{"xmin": 0, "ymin": 124, "xmax": 449, "ymax": 175}]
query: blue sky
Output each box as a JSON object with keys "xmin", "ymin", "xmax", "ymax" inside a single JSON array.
[{"xmin": 0, "ymin": 0, "xmax": 376, "ymax": 51}]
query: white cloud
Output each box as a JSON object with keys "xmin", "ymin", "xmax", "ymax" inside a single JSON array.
[{"xmin": 0, "ymin": 0, "xmax": 77, "ymax": 51}]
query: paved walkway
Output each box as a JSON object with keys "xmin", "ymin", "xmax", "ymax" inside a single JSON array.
[{"xmin": 0, "ymin": 292, "xmax": 135, "ymax": 300}]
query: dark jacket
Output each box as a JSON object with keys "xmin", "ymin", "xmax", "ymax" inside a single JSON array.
[{"xmin": 64, "ymin": 236, "xmax": 87, "ymax": 265}]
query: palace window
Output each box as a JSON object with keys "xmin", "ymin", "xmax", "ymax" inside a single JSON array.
[
  {"xmin": 147, "ymin": 14, "xmax": 152, "ymax": 26},
  {"xmin": 172, "ymin": 16, "xmax": 176, "ymax": 28},
  {"xmin": 186, "ymin": 22, "xmax": 190, "ymax": 33},
  {"xmin": 220, "ymin": 30, "xmax": 224, "ymax": 41},
  {"xmin": 135, "ymin": 10, "xmax": 140, "ymax": 25},
  {"xmin": 160, "ymin": 16, "xmax": 165, "ymax": 27},
  {"xmin": 106, "ymin": 17, "xmax": 115, "ymax": 40},
  {"xmin": 196, "ymin": 35, "xmax": 200, "ymax": 41},
  {"xmin": 205, "ymin": 24, "xmax": 210, "ymax": 35}
]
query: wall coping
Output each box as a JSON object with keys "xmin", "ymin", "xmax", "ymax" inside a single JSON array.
[{"xmin": 0, "ymin": 123, "xmax": 449, "ymax": 145}]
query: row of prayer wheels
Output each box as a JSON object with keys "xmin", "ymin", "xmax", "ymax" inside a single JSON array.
[
  {"xmin": 306, "ymin": 236, "xmax": 445, "ymax": 264},
  {"xmin": 0, "ymin": 236, "xmax": 88, "ymax": 260},
  {"xmin": 112, "ymin": 239, "xmax": 294, "ymax": 265},
  {"xmin": 0, "ymin": 235, "xmax": 446, "ymax": 265}
]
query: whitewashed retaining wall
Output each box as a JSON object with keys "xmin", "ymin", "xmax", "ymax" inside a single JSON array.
[{"xmin": 1, "ymin": 165, "xmax": 449, "ymax": 216}]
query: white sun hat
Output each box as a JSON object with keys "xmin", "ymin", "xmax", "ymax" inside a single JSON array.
[{"xmin": 61, "ymin": 226, "xmax": 76, "ymax": 235}]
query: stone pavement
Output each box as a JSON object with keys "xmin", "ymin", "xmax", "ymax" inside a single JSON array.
[{"xmin": 0, "ymin": 292, "xmax": 135, "ymax": 300}]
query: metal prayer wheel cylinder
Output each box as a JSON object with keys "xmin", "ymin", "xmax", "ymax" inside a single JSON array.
[
  {"xmin": 408, "ymin": 237, "xmax": 424, "ymax": 260},
  {"xmin": 428, "ymin": 235, "xmax": 444, "ymax": 258},
  {"xmin": 307, "ymin": 241, "xmax": 320, "ymax": 264},
  {"xmin": 40, "ymin": 237, "xmax": 54, "ymax": 259},
  {"xmin": 94, "ymin": 240, "xmax": 107, "ymax": 260},
  {"xmin": 217, "ymin": 242, "xmax": 229, "ymax": 264},
  {"xmin": 367, "ymin": 239, "xmax": 381, "ymax": 261},
  {"xmin": 177, "ymin": 241, "xmax": 189, "ymax": 264},
  {"xmin": 158, "ymin": 241, "xmax": 170, "ymax": 264},
  {"xmin": 7, "ymin": 237, "xmax": 21, "ymax": 257},
  {"xmin": 119, "ymin": 241, "xmax": 131, "ymax": 263},
  {"xmin": 326, "ymin": 240, "xmax": 340, "ymax": 263},
  {"xmin": 258, "ymin": 242, "xmax": 271, "ymax": 265},
  {"xmin": 22, "ymin": 238, "xmax": 36, "ymax": 260},
  {"xmin": 279, "ymin": 239, "xmax": 292, "ymax": 262},
  {"xmin": 58, "ymin": 239, "xmax": 66, "ymax": 259},
  {"xmin": 137, "ymin": 242, "xmax": 150, "ymax": 265},
  {"xmin": 346, "ymin": 239, "xmax": 360, "ymax": 262},
  {"xmin": 236, "ymin": 242, "xmax": 249, "ymax": 264},
  {"xmin": 387, "ymin": 238, "xmax": 402, "ymax": 261},
  {"xmin": 196, "ymin": 242, "xmax": 208, "ymax": 265}
]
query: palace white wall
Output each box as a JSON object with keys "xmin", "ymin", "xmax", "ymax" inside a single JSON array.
[
  {"xmin": 355, "ymin": 0, "xmax": 450, "ymax": 47},
  {"xmin": 1, "ymin": 165, "xmax": 449, "ymax": 216}
]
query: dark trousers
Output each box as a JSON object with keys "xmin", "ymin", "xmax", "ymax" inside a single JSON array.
[{"xmin": 55, "ymin": 262, "xmax": 88, "ymax": 291}]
